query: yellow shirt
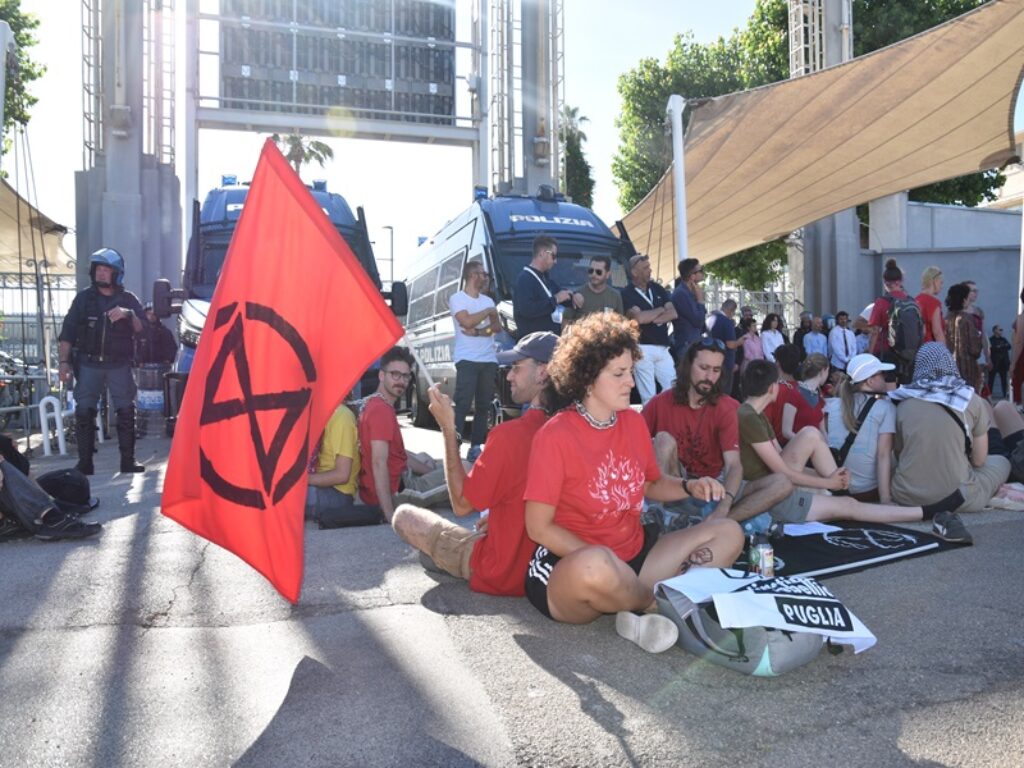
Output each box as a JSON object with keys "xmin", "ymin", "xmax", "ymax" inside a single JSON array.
[{"xmin": 317, "ymin": 404, "xmax": 360, "ymax": 496}]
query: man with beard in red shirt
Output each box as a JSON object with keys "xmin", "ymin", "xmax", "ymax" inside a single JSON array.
[
  {"xmin": 643, "ymin": 337, "xmax": 790, "ymax": 524},
  {"xmin": 392, "ymin": 332, "xmax": 564, "ymax": 596}
]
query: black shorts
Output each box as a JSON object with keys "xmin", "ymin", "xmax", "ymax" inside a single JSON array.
[
  {"xmin": 524, "ymin": 523, "xmax": 660, "ymax": 620},
  {"xmin": 990, "ymin": 427, "xmax": 1024, "ymax": 458}
]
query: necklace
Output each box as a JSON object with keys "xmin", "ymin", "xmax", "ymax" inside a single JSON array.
[{"xmin": 575, "ymin": 400, "xmax": 617, "ymax": 429}]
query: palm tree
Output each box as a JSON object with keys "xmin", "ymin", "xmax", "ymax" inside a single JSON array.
[
  {"xmin": 270, "ymin": 133, "xmax": 335, "ymax": 176},
  {"xmin": 559, "ymin": 104, "xmax": 589, "ymax": 143}
]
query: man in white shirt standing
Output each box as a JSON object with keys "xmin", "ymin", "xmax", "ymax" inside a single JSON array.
[
  {"xmin": 449, "ymin": 261, "xmax": 501, "ymax": 462},
  {"xmin": 828, "ymin": 311, "xmax": 857, "ymax": 373}
]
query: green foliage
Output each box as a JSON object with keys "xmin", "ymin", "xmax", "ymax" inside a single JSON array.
[
  {"xmin": 270, "ymin": 133, "xmax": 335, "ymax": 176},
  {"xmin": 703, "ymin": 240, "xmax": 788, "ymax": 289},
  {"xmin": 0, "ymin": 1, "xmax": 44, "ymax": 131},
  {"xmin": 563, "ymin": 132, "xmax": 594, "ymax": 208}
]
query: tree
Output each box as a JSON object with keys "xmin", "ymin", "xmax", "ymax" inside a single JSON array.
[
  {"xmin": 613, "ymin": 0, "xmax": 1005, "ymax": 287},
  {"xmin": 270, "ymin": 132, "xmax": 334, "ymax": 176},
  {"xmin": 560, "ymin": 105, "xmax": 594, "ymax": 208},
  {"xmin": 0, "ymin": 1, "xmax": 45, "ymax": 132}
]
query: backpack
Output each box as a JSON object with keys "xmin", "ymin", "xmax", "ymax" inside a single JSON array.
[
  {"xmin": 655, "ymin": 586, "xmax": 826, "ymax": 676},
  {"xmin": 885, "ymin": 293, "xmax": 924, "ymax": 361}
]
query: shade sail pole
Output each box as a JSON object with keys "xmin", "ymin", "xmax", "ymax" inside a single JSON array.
[{"xmin": 667, "ymin": 95, "xmax": 688, "ymax": 265}]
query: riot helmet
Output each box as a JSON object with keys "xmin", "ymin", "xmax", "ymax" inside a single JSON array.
[{"xmin": 89, "ymin": 248, "xmax": 125, "ymax": 288}]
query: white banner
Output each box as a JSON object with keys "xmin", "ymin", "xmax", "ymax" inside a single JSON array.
[{"xmin": 658, "ymin": 568, "xmax": 876, "ymax": 653}]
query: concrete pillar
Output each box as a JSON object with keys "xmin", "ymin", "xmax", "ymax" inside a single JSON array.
[{"xmin": 868, "ymin": 191, "xmax": 909, "ymax": 251}]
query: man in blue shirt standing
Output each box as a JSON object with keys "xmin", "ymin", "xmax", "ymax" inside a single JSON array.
[
  {"xmin": 670, "ymin": 258, "xmax": 707, "ymax": 357},
  {"xmin": 707, "ymin": 299, "xmax": 743, "ymax": 396},
  {"xmin": 802, "ymin": 316, "xmax": 829, "ymax": 359},
  {"xmin": 512, "ymin": 235, "xmax": 574, "ymax": 338}
]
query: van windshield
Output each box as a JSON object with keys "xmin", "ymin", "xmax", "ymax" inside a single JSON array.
[{"xmin": 493, "ymin": 239, "xmax": 633, "ymax": 298}]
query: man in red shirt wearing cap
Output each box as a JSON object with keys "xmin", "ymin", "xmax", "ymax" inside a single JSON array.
[{"xmin": 392, "ymin": 332, "xmax": 564, "ymax": 596}]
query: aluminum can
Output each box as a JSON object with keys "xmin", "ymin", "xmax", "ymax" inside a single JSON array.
[{"xmin": 755, "ymin": 541, "xmax": 775, "ymax": 578}]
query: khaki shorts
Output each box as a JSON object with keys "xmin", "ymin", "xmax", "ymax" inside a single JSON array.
[
  {"xmin": 958, "ymin": 455, "xmax": 1011, "ymax": 512},
  {"xmin": 424, "ymin": 516, "xmax": 484, "ymax": 580},
  {"xmin": 767, "ymin": 489, "xmax": 816, "ymax": 523}
]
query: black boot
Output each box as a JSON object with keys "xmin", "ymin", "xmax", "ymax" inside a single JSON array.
[
  {"xmin": 74, "ymin": 409, "xmax": 96, "ymax": 476},
  {"xmin": 116, "ymin": 406, "xmax": 145, "ymax": 473}
]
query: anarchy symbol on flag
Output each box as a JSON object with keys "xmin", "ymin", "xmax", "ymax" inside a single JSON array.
[{"xmin": 199, "ymin": 300, "xmax": 315, "ymax": 509}]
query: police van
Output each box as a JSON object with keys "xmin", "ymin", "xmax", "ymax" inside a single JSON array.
[{"xmin": 403, "ymin": 185, "xmax": 634, "ymax": 426}]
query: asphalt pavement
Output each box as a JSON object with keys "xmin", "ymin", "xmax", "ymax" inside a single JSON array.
[{"xmin": 1, "ymin": 420, "xmax": 1022, "ymax": 767}]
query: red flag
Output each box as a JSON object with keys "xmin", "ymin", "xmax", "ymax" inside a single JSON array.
[{"xmin": 161, "ymin": 139, "xmax": 403, "ymax": 602}]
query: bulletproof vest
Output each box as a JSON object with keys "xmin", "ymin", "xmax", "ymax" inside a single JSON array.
[{"xmin": 74, "ymin": 287, "xmax": 135, "ymax": 362}]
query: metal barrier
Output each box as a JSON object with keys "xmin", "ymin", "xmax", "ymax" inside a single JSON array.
[{"xmin": 38, "ymin": 393, "xmax": 105, "ymax": 457}]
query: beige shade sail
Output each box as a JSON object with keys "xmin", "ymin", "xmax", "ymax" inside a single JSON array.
[
  {"xmin": 620, "ymin": 0, "xmax": 1024, "ymax": 284},
  {"xmin": 0, "ymin": 179, "xmax": 72, "ymax": 277}
]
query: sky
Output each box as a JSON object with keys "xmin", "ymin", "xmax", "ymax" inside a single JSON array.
[{"xmin": 6, "ymin": 0, "xmax": 1023, "ymax": 282}]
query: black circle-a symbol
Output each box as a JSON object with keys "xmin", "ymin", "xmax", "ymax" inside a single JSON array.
[{"xmin": 199, "ymin": 301, "xmax": 316, "ymax": 509}]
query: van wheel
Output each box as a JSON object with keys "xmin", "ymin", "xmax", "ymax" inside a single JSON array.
[{"xmin": 410, "ymin": 381, "xmax": 436, "ymax": 429}]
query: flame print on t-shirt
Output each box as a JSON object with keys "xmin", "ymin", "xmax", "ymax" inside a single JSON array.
[{"xmin": 587, "ymin": 450, "xmax": 646, "ymax": 521}]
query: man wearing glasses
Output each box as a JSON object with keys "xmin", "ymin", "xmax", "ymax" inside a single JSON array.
[
  {"xmin": 560, "ymin": 254, "xmax": 623, "ymax": 330},
  {"xmin": 513, "ymin": 235, "xmax": 576, "ymax": 338},
  {"xmin": 357, "ymin": 347, "xmax": 446, "ymax": 522},
  {"xmin": 670, "ymin": 258, "xmax": 707, "ymax": 358}
]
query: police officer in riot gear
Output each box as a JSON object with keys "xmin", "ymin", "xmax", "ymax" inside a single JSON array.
[{"xmin": 58, "ymin": 248, "xmax": 146, "ymax": 475}]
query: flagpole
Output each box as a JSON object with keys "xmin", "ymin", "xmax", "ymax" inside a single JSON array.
[{"xmin": 403, "ymin": 337, "xmax": 437, "ymax": 389}]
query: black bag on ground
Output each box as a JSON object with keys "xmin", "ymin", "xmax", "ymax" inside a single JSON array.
[
  {"xmin": 0, "ymin": 433, "xmax": 30, "ymax": 476},
  {"xmin": 36, "ymin": 468, "xmax": 99, "ymax": 516},
  {"xmin": 318, "ymin": 504, "xmax": 384, "ymax": 529},
  {"xmin": 1009, "ymin": 440, "xmax": 1024, "ymax": 483}
]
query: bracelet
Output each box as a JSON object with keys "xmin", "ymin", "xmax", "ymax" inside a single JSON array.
[
  {"xmin": 724, "ymin": 490, "xmax": 735, "ymax": 501},
  {"xmin": 681, "ymin": 478, "xmax": 692, "ymax": 496}
]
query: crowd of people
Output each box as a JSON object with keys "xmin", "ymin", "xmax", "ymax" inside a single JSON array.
[{"xmin": 383, "ymin": 239, "xmax": 1024, "ymax": 654}]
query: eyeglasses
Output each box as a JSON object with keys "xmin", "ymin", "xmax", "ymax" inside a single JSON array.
[
  {"xmin": 384, "ymin": 370, "xmax": 412, "ymax": 382},
  {"xmin": 587, "ymin": 268, "xmax": 605, "ymax": 275},
  {"xmin": 694, "ymin": 337, "xmax": 726, "ymax": 352}
]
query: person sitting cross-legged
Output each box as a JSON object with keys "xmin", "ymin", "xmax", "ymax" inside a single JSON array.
[
  {"xmin": 736, "ymin": 359, "xmax": 972, "ymax": 543},
  {"xmin": 392, "ymin": 332, "xmax": 565, "ymax": 595},
  {"xmin": 523, "ymin": 313, "xmax": 744, "ymax": 653},
  {"xmin": 642, "ymin": 337, "xmax": 791, "ymax": 527}
]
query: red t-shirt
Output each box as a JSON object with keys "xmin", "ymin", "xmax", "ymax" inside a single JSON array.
[
  {"xmin": 869, "ymin": 291, "xmax": 908, "ymax": 354},
  {"xmin": 791, "ymin": 385, "xmax": 825, "ymax": 432},
  {"xmin": 524, "ymin": 409, "xmax": 661, "ymax": 562},
  {"xmin": 464, "ymin": 408, "xmax": 548, "ymax": 596},
  {"xmin": 641, "ymin": 390, "xmax": 739, "ymax": 478},
  {"xmin": 764, "ymin": 379, "xmax": 799, "ymax": 445},
  {"xmin": 916, "ymin": 292, "xmax": 944, "ymax": 344},
  {"xmin": 357, "ymin": 395, "xmax": 407, "ymax": 505}
]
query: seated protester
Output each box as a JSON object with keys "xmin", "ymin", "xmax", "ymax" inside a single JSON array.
[
  {"xmin": 523, "ymin": 313, "xmax": 744, "ymax": 653},
  {"xmin": 781, "ymin": 353, "xmax": 829, "ymax": 442},
  {"xmin": 357, "ymin": 347, "xmax": 447, "ymax": 523},
  {"xmin": 824, "ymin": 355, "xmax": 897, "ymax": 503},
  {"xmin": 642, "ymin": 337, "xmax": 791, "ymax": 523},
  {"xmin": 738, "ymin": 360, "xmax": 972, "ymax": 542},
  {"xmin": 0, "ymin": 456, "xmax": 102, "ymax": 541},
  {"xmin": 890, "ymin": 342, "xmax": 1011, "ymax": 514},
  {"xmin": 307, "ymin": 396, "xmax": 382, "ymax": 527},
  {"xmin": 763, "ymin": 343, "xmax": 802, "ymax": 445},
  {"xmin": 392, "ymin": 332, "xmax": 564, "ymax": 596}
]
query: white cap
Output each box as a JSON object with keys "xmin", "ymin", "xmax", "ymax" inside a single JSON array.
[{"xmin": 846, "ymin": 353, "xmax": 894, "ymax": 383}]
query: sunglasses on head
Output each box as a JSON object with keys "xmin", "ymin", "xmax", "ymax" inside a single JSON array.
[
  {"xmin": 587, "ymin": 267, "xmax": 605, "ymax": 275},
  {"xmin": 694, "ymin": 337, "xmax": 726, "ymax": 352}
]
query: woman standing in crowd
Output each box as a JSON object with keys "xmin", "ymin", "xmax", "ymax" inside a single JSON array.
[
  {"xmin": 522, "ymin": 313, "xmax": 743, "ymax": 652},
  {"xmin": 781, "ymin": 353, "xmax": 829, "ymax": 442},
  {"xmin": 760, "ymin": 313, "xmax": 785, "ymax": 363},
  {"xmin": 915, "ymin": 266, "xmax": 946, "ymax": 345},
  {"xmin": 945, "ymin": 283, "xmax": 983, "ymax": 394},
  {"xmin": 739, "ymin": 317, "xmax": 764, "ymax": 376},
  {"xmin": 825, "ymin": 354, "xmax": 897, "ymax": 503}
]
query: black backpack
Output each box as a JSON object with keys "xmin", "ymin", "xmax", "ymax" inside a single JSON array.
[{"xmin": 885, "ymin": 293, "xmax": 924, "ymax": 362}]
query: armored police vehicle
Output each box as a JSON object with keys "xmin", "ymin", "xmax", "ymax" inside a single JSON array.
[
  {"xmin": 403, "ymin": 185, "xmax": 634, "ymax": 426},
  {"xmin": 155, "ymin": 175, "xmax": 404, "ymax": 371}
]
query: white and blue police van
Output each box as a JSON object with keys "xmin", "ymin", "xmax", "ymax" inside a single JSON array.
[{"xmin": 403, "ymin": 185, "xmax": 635, "ymax": 426}]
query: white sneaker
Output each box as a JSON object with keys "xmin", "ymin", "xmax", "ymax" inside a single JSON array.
[{"xmin": 615, "ymin": 611, "xmax": 679, "ymax": 653}]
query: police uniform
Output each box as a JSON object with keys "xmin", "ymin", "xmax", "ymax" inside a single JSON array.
[{"xmin": 58, "ymin": 250, "xmax": 145, "ymax": 474}]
